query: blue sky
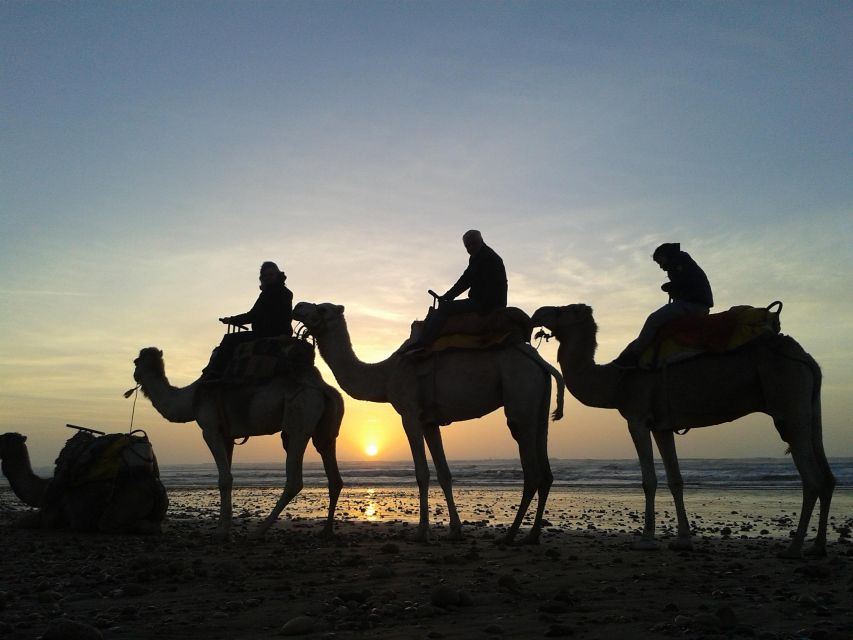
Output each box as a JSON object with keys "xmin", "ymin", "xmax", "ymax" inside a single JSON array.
[{"xmin": 1, "ymin": 2, "xmax": 851, "ymax": 466}]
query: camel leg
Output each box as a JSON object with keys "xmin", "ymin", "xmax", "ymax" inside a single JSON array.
[
  {"xmin": 318, "ymin": 440, "xmax": 343, "ymax": 538},
  {"xmin": 522, "ymin": 421, "xmax": 553, "ymax": 545},
  {"xmin": 504, "ymin": 422, "xmax": 538, "ymax": 545},
  {"xmin": 780, "ymin": 429, "xmax": 826, "ymax": 559},
  {"xmin": 403, "ymin": 420, "xmax": 432, "ymax": 542},
  {"xmin": 253, "ymin": 430, "xmax": 311, "ymax": 539},
  {"xmin": 628, "ymin": 420, "xmax": 659, "ymax": 550},
  {"xmin": 423, "ymin": 425, "xmax": 462, "ymax": 540},
  {"xmin": 653, "ymin": 430, "xmax": 693, "ymax": 551},
  {"xmin": 202, "ymin": 429, "xmax": 234, "ymax": 541}
]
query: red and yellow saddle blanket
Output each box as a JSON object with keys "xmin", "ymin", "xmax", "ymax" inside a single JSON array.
[
  {"xmin": 639, "ymin": 302, "xmax": 782, "ymax": 369},
  {"xmin": 413, "ymin": 307, "xmax": 532, "ymax": 354}
]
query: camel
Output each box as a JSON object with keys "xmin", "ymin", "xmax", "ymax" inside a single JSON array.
[
  {"xmin": 0, "ymin": 433, "xmax": 48, "ymax": 508},
  {"xmin": 132, "ymin": 347, "xmax": 345, "ymax": 540},
  {"xmin": 0, "ymin": 431, "xmax": 167, "ymax": 533},
  {"xmin": 292, "ymin": 301, "xmax": 565, "ymax": 543},
  {"xmin": 531, "ymin": 304, "xmax": 835, "ymax": 557}
]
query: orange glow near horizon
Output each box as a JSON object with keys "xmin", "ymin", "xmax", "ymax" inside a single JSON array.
[{"xmin": 365, "ymin": 443, "xmax": 379, "ymax": 457}]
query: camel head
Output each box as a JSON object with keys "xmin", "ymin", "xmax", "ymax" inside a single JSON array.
[
  {"xmin": 532, "ymin": 304, "xmax": 595, "ymax": 338},
  {"xmin": 293, "ymin": 302, "xmax": 345, "ymax": 337},
  {"xmin": 133, "ymin": 347, "xmax": 166, "ymax": 384},
  {"xmin": 0, "ymin": 432, "xmax": 27, "ymax": 462}
]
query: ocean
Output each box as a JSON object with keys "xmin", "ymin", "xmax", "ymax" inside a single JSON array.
[{"xmin": 151, "ymin": 457, "xmax": 853, "ymax": 489}]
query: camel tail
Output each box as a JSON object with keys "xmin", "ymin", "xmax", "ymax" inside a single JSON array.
[
  {"xmin": 514, "ymin": 343, "xmax": 565, "ymax": 421},
  {"xmin": 314, "ymin": 382, "xmax": 345, "ymax": 452}
]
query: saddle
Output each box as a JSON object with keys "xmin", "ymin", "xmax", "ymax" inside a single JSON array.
[
  {"xmin": 226, "ymin": 336, "xmax": 316, "ymax": 384},
  {"xmin": 412, "ymin": 306, "xmax": 532, "ymax": 355},
  {"xmin": 640, "ymin": 302, "xmax": 782, "ymax": 369}
]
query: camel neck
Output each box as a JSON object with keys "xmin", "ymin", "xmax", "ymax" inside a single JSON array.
[
  {"xmin": 2, "ymin": 448, "xmax": 48, "ymax": 507},
  {"xmin": 556, "ymin": 331, "xmax": 623, "ymax": 409},
  {"xmin": 138, "ymin": 371, "xmax": 199, "ymax": 424},
  {"xmin": 316, "ymin": 318, "xmax": 392, "ymax": 403}
]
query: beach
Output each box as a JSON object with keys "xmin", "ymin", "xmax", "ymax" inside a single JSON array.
[{"xmin": 1, "ymin": 482, "xmax": 852, "ymax": 640}]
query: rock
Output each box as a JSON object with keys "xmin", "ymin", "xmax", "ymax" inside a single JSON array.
[
  {"xmin": 716, "ymin": 605, "xmax": 738, "ymax": 628},
  {"xmin": 368, "ymin": 565, "xmax": 394, "ymax": 579},
  {"xmin": 430, "ymin": 585, "xmax": 459, "ymax": 608},
  {"xmin": 674, "ymin": 615, "xmax": 693, "ymax": 626},
  {"xmin": 693, "ymin": 612, "xmax": 721, "ymax": 628},
  {"xmin": 41, "ymin": 619, "xmax": 104, "ymax": 640},
  {"xmin": 119, "ymin": 583, "xmax": 150, "ymax": 597},
  {"xmin": 483, "ymin": 623, "xmax": 504, "ymax": 635},
  {"xmin": 280, "ymin": 615, "xmax": 315, "ymax": 636},
  {"xmin": 456, "ymin": 590, "xmax": 473, "ymax": 607},
  {"xmin": 380, "ymin": 543, "xmax": 400, "ymax": 554},
  {"xmin": 497, "ymin": 574, "xmax": 520, "ymax": 593},
  {"xmin": 544, "ymin": 623, "xmax": 574, "ymax": 637}
]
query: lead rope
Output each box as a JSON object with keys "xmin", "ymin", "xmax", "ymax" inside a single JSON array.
[{"xmin": 124, "ymin": 383, "xmax": 142, "ymax": 433}]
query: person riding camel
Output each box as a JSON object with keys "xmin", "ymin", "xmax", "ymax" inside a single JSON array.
[
  {"xmin": 612, "ymin": 242, "xmax": 713, "ymax": 368},
  {"xmin": 202, "ymin": 261, "xmax": 293, "ymax": 379},
  {"xmin": 404, "ymin": 230, "xmax": 508, "ymax": 354}
]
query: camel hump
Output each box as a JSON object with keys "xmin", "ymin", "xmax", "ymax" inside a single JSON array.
[{"xmin": 642, "ymin": 302, "xmax": 783, "ymax": 369}]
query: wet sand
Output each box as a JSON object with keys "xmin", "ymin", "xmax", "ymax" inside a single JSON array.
[{"xmin": 1, "ymin": 486, "xmax": 852, "ymax": 639}]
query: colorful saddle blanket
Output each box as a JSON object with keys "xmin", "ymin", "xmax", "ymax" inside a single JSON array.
[
  {"xmin": 412, "ymin": 306, "xmax": 532, "ymax": 354},
  {"xmin": 640, "ymin": 302, "xmax": 782, "ymax": 369},
  {"xmin": 227, "ymin": 337, "xmax": 315, "ymax": 383}
]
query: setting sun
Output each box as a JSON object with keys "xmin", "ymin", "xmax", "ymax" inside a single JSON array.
[{"xmin": 365, "ymin": 444, "xmax": 379, "ymax": 457}]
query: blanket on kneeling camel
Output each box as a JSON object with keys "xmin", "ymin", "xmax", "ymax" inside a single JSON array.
[
  {"xmin": 413, "ymin": 307, "xmax": 532, "ymax": 354},
  {"xmin": 640, "ymin": 302, "xmax": 782, "ymax": 369}
]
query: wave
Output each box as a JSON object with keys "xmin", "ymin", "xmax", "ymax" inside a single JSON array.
[{"xmin": 144, "ymin": 457, "xmax": 853, "ymax": 489}]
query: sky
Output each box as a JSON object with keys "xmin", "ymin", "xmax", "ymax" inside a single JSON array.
[{"xmin": 1, "ymin": 1, "xmax": 851, "ymax": 468}]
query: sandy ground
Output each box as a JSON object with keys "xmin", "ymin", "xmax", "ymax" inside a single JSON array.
[{"xmin": 1, "ymin": 486, "xmax": 851, "ymax": 640}]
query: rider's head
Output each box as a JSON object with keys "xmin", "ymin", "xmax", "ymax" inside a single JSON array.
[
  {"xmin": 259, "ymin": 261, "xmax": 286, "ymax": 288},
  {"xmin": 462, "ymin": 230, "xmax": 484, "ymax": 256},
  {"xmin": 652, "ymin": 243, "xmax": 680, "ymax": 269}
]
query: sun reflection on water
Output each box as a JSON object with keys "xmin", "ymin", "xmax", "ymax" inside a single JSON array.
[{"xmin": 362, "ymin": 488, "xmax": 379, "ymax": 520}]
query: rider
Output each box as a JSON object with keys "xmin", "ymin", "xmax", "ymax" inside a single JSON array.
[
  {"xmin": 202, "ymin": 261, "xmax": 293, "ymax": 379},
  {"xmin": 612, "ymin": 243, "xmax": 713, "ymax": 368},
  {"xmin": 404, "ymin": 230, "xmax": 508, "ymax": 353}
]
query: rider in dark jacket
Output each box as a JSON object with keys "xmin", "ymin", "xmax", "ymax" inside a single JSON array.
[
  {"xmin": 613, "ymin": 243, "xmax": 712, "ymax": 367},
  {"xmin": 203, "ymin": 262, "xmax": 293, "ymax": 379},
  {"xmin": 404, "ymin": 230, "xmax": 508, "ymax": 353},
  {"xmin": 222, "ymin": 262, "xmax": 293, "ymax": 338}
]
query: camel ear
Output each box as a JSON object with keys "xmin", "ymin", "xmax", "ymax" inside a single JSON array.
[
  {"xmin": 22, "ymin": 435, "xmax": 27, "ymax": 443},
  {"xmin": 158, "ymin": 349, "xmax": 163, "ymax": 358},
  {"xmin": 335, "ymin": 305, "xmax": 345, "ymax": 314}
]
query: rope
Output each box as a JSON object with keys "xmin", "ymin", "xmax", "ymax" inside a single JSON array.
[{"xmin": 128, "ymin": 385, "xmax": 140, "ymax": 433}]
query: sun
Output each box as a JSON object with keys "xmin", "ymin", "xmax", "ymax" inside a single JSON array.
[{"xmin": 365, "ymin": 443, "xmax": 379, "ymax": 457}]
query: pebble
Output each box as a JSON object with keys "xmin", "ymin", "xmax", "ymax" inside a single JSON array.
[
  {"xmin": 369, "ymin": 565, "xmax": 395, "ymax": 579},
  {"xmin": 483, "ymin": 623, "xmax": 505, "ymax": 635},
  {"xmin": 41, "ymin": 619, "xmax": 104, "ymax": 640},
  {"xmin": 280, "ymin": 615, "xmax": 315, "ymax": 636},
  {"xmin": 430, "ymin": 585, "xmax": 460, "ymax": 608},
  {"xmin": 497, "ymin": 574, "xmax": 520, "ymax": 593},
  {"xmin": 544, "ymin": 623, "xmax": 574, "ymax": 637}
]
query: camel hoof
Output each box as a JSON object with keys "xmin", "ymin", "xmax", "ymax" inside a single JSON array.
[
  {"xmin": 414, "ymin": 527, "xmax": 431, "ymax": 543},
  {"xmin": 777, "ymin": 547, "xmax": 803, "ymax": 560},
  {"xmin": 214, "ymin": 528, "xmax": 233, "ymax": 543},
  {"xmin": 804, "ymin": 544, "xmax": 827, "ymax": 558},
  {"xmin": 668, "ymin": 537, "xmax": 694, "ymax": 551},
  {"xmin": 630, "ymin": 538, "xmax": 660, "ymax": 551},
  {"xmin": 521, "ymin": 531, "xmax": 541, "ymax": 545}
]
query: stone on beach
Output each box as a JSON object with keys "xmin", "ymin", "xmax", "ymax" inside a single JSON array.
[{"xmin": 279, "ymin": 615, "xmax": 316, "ymax": 636}]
